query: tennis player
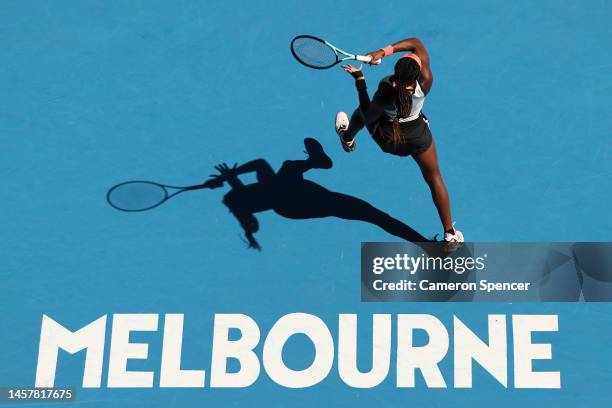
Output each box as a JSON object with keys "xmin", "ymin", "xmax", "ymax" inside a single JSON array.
[{"xmin": 335, "ymin": 37, "xmax": 464, "ymax": 243}]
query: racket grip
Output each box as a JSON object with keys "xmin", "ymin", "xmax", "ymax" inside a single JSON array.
[
  {"xmin": 356, "ymin": 55, "xmax": 381, "ymax": 64},
  {"xmin": 356, "ymin": 55, "xmax": 372, "ymax": 63}
]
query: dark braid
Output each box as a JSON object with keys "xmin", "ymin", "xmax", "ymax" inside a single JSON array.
[{"xmin": 391, "ymin": 58, "xmax": 420, "ymax": 146}]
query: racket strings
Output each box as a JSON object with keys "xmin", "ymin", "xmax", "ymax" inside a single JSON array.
[{"xmin": 292, "ymin": 38, "xmax": 337, "ymax": 68}]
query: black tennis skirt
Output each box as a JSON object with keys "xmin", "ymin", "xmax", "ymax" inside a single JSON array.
[{"xmin": 372, "ymin": 113, "xmax": 433, "ymax": 157}]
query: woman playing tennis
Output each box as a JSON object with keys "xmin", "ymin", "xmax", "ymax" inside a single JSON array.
[{"xmin": 335, "ymin": 37, "xmax": 464, "ymax": 243}]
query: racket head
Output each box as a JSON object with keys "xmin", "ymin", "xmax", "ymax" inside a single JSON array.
[
  {"xmin": 290, "ymin": 35, "xmax": 340, "ymax": 69},
  {"xmin": 106, "ymin": 181, "xmax": 170, "ymax": 212}
]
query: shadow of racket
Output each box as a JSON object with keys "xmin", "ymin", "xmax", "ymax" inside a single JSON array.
[{"xmin": 106, "ymin": 179, "xmax": 221, "ymax": 212}]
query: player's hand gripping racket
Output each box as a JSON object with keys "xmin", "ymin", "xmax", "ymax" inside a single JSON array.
[
  {"xmin": 106, "ymin": 178, "xmax": 222, "ymax": 212},
  {"xmin": 290, "ymin": 35, "xmax": 378, "ymax": 69}
]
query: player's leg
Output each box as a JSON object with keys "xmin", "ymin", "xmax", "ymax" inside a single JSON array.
[
  {"xmin": 335, "ymin": 108, "xmax": 373, "ymax": 152},
  {"xmin": 412, "ymin": 140, "xmax": 463, "ymax": 242},
  {"xmin": 336, "ymin": 109, "xmax": 360, "ymax": 148}
]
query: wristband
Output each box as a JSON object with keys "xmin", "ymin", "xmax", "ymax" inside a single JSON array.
[{"xmin": 381, "ymin": 45, "xmax": 394, "ymax": 57}]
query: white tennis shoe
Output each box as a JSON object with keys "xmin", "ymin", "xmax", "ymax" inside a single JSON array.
[
  {"xmin": 444, "ymin": 224, "xmax": 464, "ymax": 243},
  {"xmin": 335, "ymin": 111, "xmax": 349, "ymax": 134},
  {"xmin": 335, "ymin": 112, "xmax": 355, "ymax": 152}
]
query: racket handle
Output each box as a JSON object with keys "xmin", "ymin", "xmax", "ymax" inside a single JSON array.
[{"xmin": 356, "ymin": 55, "xmax": 381, "ymax": 65}]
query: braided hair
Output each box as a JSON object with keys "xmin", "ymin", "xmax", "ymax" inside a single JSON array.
[{"xmin": 391, "ymin": 57, "xmax": 420, "ymax": 146}]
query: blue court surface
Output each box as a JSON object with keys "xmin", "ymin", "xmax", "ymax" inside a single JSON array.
[{"xmin": 1, "ymin": 0, "xmax": 611, "ymax": 406}]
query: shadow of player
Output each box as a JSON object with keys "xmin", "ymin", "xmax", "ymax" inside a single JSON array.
[{"xmin": 209, "ymin": 138, "xmax": 429, "ymax": 250}]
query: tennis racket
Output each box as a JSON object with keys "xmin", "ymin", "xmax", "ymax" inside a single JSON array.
[
  {"xmin": 290, "ymin": 35, "xmax": 376, "ymax": 69},
  {"xmin": 106, "ymin": 179, "xmax": 221, "ymax": 212}
]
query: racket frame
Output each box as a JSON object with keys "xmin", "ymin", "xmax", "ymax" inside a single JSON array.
[
  {"xmin": 106, "ymin": 180, "xmax": 206, "ymax": 212},
  {"xmin": 290, "ymin": 35, "xmax": 372, "ymax": 70}
]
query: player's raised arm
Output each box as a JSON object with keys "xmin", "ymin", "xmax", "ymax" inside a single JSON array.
[{"xmin": 366, "ymin": 37, "xmax": 433, "ymax": 93}]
